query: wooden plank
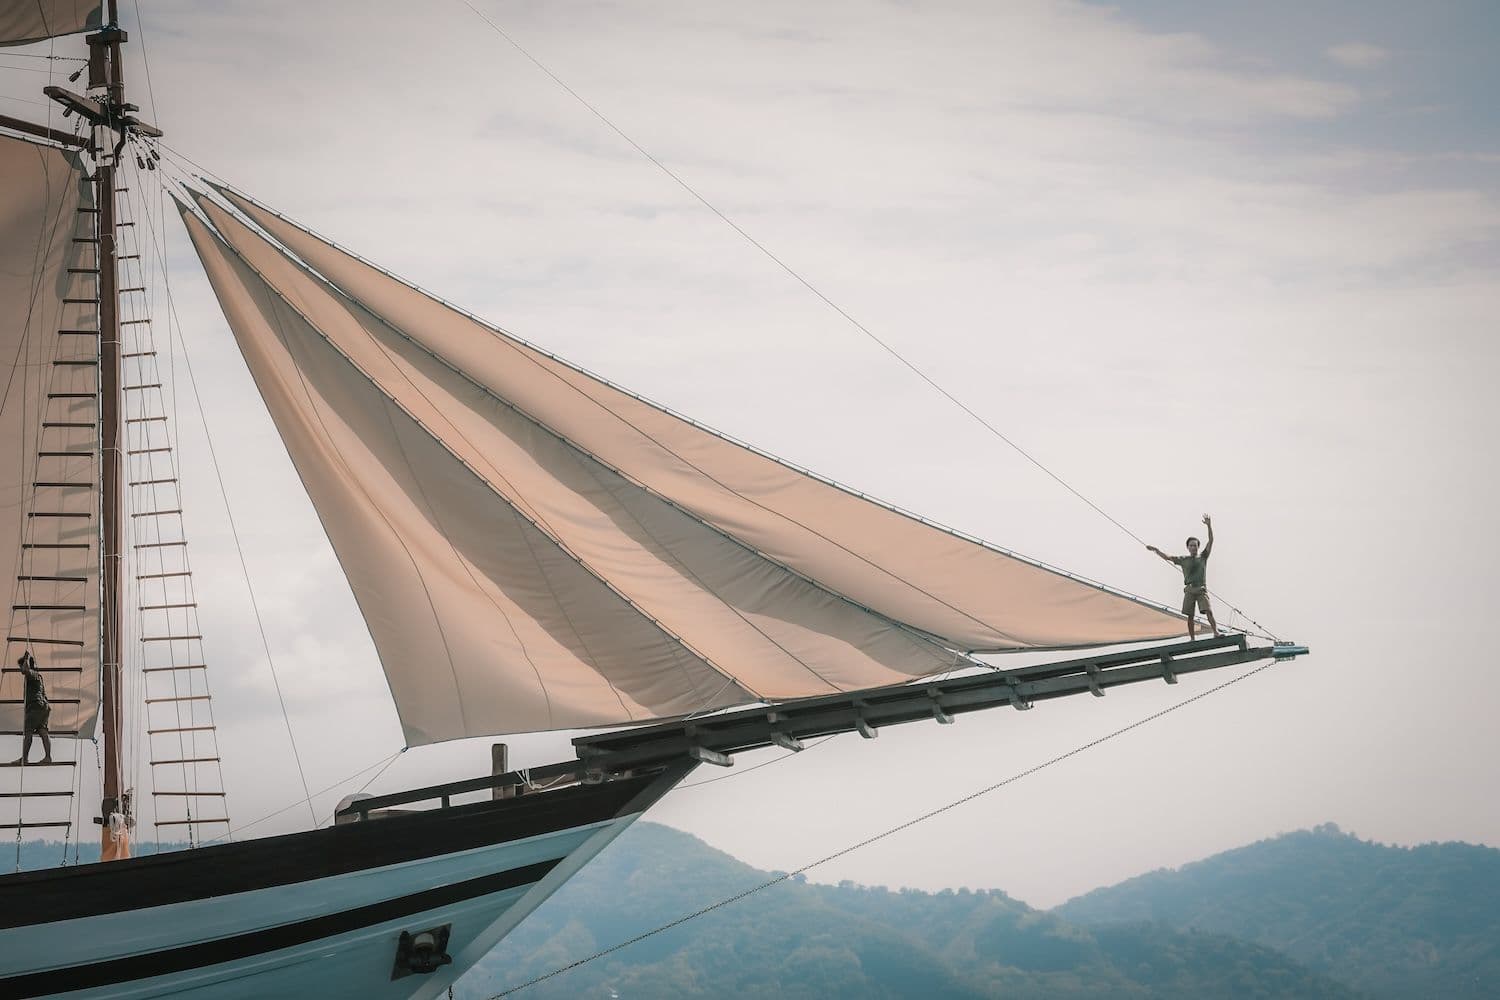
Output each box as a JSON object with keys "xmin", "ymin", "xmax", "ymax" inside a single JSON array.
[
  {"xmin": 153, "ymin": 818, "xmax": 230, "ymax": 827},
  {"xmin": 0, "ymin": 791, "xmax": 73, "ymax": 798}
]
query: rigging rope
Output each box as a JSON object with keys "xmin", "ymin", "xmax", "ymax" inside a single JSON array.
[
  {"xmin": 455, "ymin": 1, "xmax": 1279, "ymax": 641},
  {"xmin": 128, "ymin": 161, "xmax": 320, "ymax": 832},
  {"xmin": 488, "ymin": 657, "xmax": 1280, "ymax": 997},
  {"xmin": 127, "ymin": 153, "xmax": 235, "ymax": 842}
]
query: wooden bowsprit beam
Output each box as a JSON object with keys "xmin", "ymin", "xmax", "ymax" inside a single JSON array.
[
  {"xmin": 572, "ymin": 636, "xmax": 1308, "ymax": 776},
  {"xmin": 333, "ymin": 636, "xmax": 1306, "ymax": 824}
]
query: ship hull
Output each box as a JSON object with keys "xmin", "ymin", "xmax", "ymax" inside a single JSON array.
[{"xmin": 0, "ymin": 766, "xmax": 685, "ymax": 999}]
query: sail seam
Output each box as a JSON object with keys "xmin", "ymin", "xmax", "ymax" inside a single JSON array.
[
  {"xmin": 343, "ymin": 351, "xmax": 499, "ymax": 733},
  {"xmin": 179, "ymin": 208, "xmax": 475, "ymax": 742},
  {"xmin": 376, "ymin": 399, "xmax": 568, "ymax": 730},
  {"xmin": 588, "ymin": 469, "xmax": 844, "ymax": 695},
  {"xmin": 183, "ymin": 204, "xmax": 762, "ymax": 709},
  {"xmin": 348, "ymin": 304, "xmax": 707, "ymax": 716}
]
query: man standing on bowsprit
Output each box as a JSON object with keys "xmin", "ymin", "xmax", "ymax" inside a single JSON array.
[{"xmin": 1148, "ymin": 514, "xmax": 1219, "ymax": 639}]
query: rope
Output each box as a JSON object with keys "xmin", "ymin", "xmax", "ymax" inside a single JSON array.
[
  {"xmin": 488, "ymin": 658, "xmax": 1281, "ymax": 997},
  {"xmin": 455, "ymin": 2, "xmax": 1280, "ymax": 641},
  {"xmin": 127, "ymin": 153, "xmax": 234, "ymax": 843},
  {"xmin": 131, "ymin": 183, "xmax": 319, "ymax": 831},
  {"xmin": 457, "ymin": 1, "xmax": 1143, "ymax": 541}
]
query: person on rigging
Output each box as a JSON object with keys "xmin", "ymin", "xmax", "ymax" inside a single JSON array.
[
  {"xmin": 12, "ymin": 650, "xmax": 52, "ymax": 766},
  {"xmin": 1147, "ymin": 514, "xmax": 1218, "ymax": 639}
]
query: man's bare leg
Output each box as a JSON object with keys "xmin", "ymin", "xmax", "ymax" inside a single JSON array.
[
  {"xmin": 38, "ymin": 731, "xmax": 51, "ymax": 764},
  {"xmin": 15, "ymin": 731, "xmax": 32, "ymax": 766},
  {"xmin": 1205, "ymin": 608, "xmax": 1219, "ymax": 636}
]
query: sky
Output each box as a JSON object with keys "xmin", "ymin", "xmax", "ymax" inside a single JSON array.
[{"xmin": 1, "ymin": 0, "xmax": 1498, "ymax": 910}]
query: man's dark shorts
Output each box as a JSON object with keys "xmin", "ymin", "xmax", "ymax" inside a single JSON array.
[
  {"xmin": 1182, "ymin": 586, "xmax": 1211, "ymax": 616},
  {"xmin": 24, "ymin": 703, "xmax": 49, "ymax": 734}
]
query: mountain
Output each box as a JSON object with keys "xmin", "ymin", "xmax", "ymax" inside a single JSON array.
[
  {"xmin": 1055, "ymin": 823, "xmax": 1500, "ymax": 998},
  {"xmin": 20, "ymin": 822, "xmax": 1492, "ymax": 997},
  {"xmin": 459, "ymin": 823, "xmax": 1359, "ymax": 999}
]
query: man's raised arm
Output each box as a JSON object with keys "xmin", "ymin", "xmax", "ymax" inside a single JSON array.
[{"xmin": 1202, "ymin": 514, "xmax": 1214, "ymax": 557}]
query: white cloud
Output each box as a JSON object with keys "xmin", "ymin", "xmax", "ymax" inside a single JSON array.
[{"xmin": 1327, "ymin": 41, "xmax": 1390, "ymax": 68}]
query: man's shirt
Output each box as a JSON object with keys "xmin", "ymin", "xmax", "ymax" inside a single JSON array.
[
  {"xmin": 22, "ymin": 671, "xmax": 45, "ymax": 707},
  {"xmin": 1173, "ymin": 553, "xmax": 1208, "ymax": 589}
]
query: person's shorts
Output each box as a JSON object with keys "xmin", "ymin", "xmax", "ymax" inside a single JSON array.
[
  {"xmin": 1182, "ymin": 587, "xmax": 1211, "ymax": 616},
  {"xmin": 24, "ymin": 703, "xmax": 49, "ymax": 734}
]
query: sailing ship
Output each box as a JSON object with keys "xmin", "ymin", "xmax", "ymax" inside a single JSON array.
[{"xmin": 0, "ymin": 3, "xmax": 1306, "ymax": 997}]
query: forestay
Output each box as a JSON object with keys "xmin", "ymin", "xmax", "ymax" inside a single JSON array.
[
  {"xmin": 0, "ymin": 134, "xmax": 101, "ymax": 738},
  {"xmin": 179, "ymin": 187, "xmax": 1194, "ymax": 744},
  {"xmin": 0, "ymin": 0, "xmax": 101, "ymax": 48}
]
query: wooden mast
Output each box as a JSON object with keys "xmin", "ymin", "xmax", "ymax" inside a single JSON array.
[
  {"xmin": 41, "ymin": 0, "xmax": 164, "ymax": 862},
  {"xmin": 93, "ymin": 0, "xmax": 129, "ymax": 862}
]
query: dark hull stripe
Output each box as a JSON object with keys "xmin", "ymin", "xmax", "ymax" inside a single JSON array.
[
  {"xmin": 0, "ymin": 859, "xmax": 561, "ymax": 999},
  {"xmin": 0, "ymin": 773, "xmax": 655, "ymax": 928}
]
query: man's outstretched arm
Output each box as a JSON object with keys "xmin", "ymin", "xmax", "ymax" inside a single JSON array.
[
  {"xmin": 1146, "ymin": 544, "xmax": 1178, "ymax": 564},
  {"xmin": 1202, "ymin": 514, "xmax": 1214, "ymax": 557}
]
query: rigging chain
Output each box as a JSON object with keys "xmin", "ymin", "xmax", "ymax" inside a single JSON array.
[{"xmin": 488, "ymin": 657, "xmax": 1280, "ymax": 997}]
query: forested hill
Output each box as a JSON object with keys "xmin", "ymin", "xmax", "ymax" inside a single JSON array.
[
  {"xmin": 463, "ymin": 822, "xmax": 1358, "ymax": 999},
  {"xmin": 1055, "ymin": 823, "xmax": 1500, "ymax": 998},
  {"xmin": 14, "ymin": 823, "xmax": 1494, "ymax": 997}
]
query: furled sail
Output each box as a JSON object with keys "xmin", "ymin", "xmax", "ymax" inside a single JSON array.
[
  {"xmin": 0, "ymin": 133, "xmax": 101, "ymax": 739},
  {"xmin": 0, "ymin": 0, "xmax": 101, "ymax": 47},
  {"xmin": 179, "ymin": 186, "xmax": 1195, "ymax": 744}
]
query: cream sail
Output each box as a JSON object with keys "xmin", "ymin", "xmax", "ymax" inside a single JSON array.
[
  {"xmin": 0, "ymin": 135, "xmax": 101, "ymax": 740},
  {"xmin": 0, "ymin": 0, "xmax": 100, "ymax": 48},
  {"xmin": 175, "ymin": 188, "xmax": 1194, "ymax": 745}
]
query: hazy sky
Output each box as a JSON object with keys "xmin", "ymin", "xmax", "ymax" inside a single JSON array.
[{"xmin": 2, "ymin": 0, "xmax": 1497, "ymax": 909}]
